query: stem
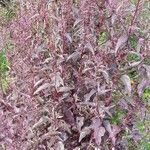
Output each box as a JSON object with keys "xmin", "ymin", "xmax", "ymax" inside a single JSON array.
[{"xmin": 129, "ymin": 0, "xmax": 141, "ymax": 35}]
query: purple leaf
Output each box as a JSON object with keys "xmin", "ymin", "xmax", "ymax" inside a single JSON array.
[
  {"xmin": 143, "ymin": 64, "xmax": 150, "ymax": 80},
  {"xmin": 85, "ymin": 43, "xmax": 95, "ymax": 55},
  {"xmin": 34, "ymin": 78, "xmax": 44, "ymax": 87},
  {"xmin": 76, "ymin": 117, "xmax": 84, "ymax": 131},
  {"xmin": 58, "ymin": 86, "xmax": 74, "ymax": 93},
  {"xmin": 79, "ymin": 127, "xmax": 92, "ymax": 142},
  {"xmin": 115, "ymin": 34, "xmax": 128, "ymax": 53},
  {"xmin": 137, "ymin": 79, "xmax": 148, "ymax": 97},
  {"xmin": 67, "ymin": 51, "xmax": 81, "ymax": 62},
  {"xmin": 103, "ymin": 121, "xmax": 121, "ymax": 145},
  {"xmin": 33, "ymin": 83, "xmax": 50, "ymax": 95},
  {"xmin": 84, "ymin": 89, "xmax": 96, "ymax": 102},
  {"xmin": 91, "ymin": 117, "xmax": 105, "ymax": 145},
  {"xmin": 65, "ymin": 33, "xmax": 72, "ymax": 43},
  {"xmin": 121, "ymin": 74, "xmax": 132, "ymax": 96},
  {"xmin": 55, "ymin": 141, "xmax": 65, "ymax": 150}
]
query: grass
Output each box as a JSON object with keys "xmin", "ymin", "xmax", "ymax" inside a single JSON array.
[
  {"xmin": 0, "ymin": 4, "xmax": 16, "ymax": 26},
  {"xmin": 0, "ymin": 48, "xmax": 10, "ymax": 94}
]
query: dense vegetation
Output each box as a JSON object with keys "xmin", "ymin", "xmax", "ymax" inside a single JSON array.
[{"xmin": 0, "ymin": 0, "xmax": 149, "ymax": 149}]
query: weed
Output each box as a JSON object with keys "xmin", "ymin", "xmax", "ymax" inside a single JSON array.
[{"xmin": 97, "ymin": 32, "xmax": 108, "ymax": 46}]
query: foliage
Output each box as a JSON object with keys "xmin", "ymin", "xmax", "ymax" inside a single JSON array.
[{"xmin": 0, "ymin": 0, "xmax": 149, "ymax": 149}]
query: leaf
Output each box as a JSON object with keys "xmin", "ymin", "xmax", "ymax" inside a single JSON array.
[
  {"xmin": 76, "ymin": 117, "xmax": 84, "ymax": 131},
  {"xmin": 103, "ymin": 120, "xmax": 121, "ymax": 145},
  {"xmin": 127, "ymin": 52, "xmax": 141, "ymax": 62},
  {"xmin": 129, "ymin": 61, "xmax": 141, "ymax": 67},
  {"xmin": 97, "ymin": 84, "xmax": 111, "ymax": 95},
  {"xmin": 65, "ymin": 33, "xmax": 72, "ymax": 43},
  {"xmin": 137, "ymin": 79, "xmax": 148, "ymax": 97},
  {"xmin": 99, "ymin": 69, "xmax": 110, "ymax": 83},
  {"xmin": 33, "ymin": 83, "xmax": 50, "ymax": 95},
  {"xmin": 56, "ymin": 141, "xmax": 64, "ymax": 150},
  {"xmin": 143, "ymin": 64, "xmax": 150, "ymax": 80},
  {"xmin": 91, "ymin": 117, "xmax": 105, "ymax": 145},
  {"xmin": 98, "ymin": 32, "xmax": 108, "ymax": 46},
  {"xmin": 91, "ymin": 117, "xmax": 102, "ymax": 128},
  {"xmin": 67, "ymin": 51, "xmax": 81, "ymax": 62},
  {"xmin": 115, "ymin": 34, "xmax": 128, "ymax": 53},
  {"xmin": 84, "ymin": 89, "xmax": 96, "ymax": 102},
  {"xmin": 62, "ymin": 105, "xmax": 75, "ymax": 125},
  {"xmin": 129, "ymin": 35, "xmax": 138, "ymax": 50},
  {"xmin": 58, "ymin": 86, "xmax": 74, "ymax": 93},
  {"xmin": 98, "ymin": 104, "xmax": 114, "ymax": 118},
  {"xmin": 52, "ymin": 72, "xmax": 64, "ymax": 88},
  {"xmin": 32, "ymin": 116, "xmax": 51, "ymax": 129},
  {"xmin": 85, "ymin": 43, "xmax": 95, "ymax": 55},
  {"xmin": 34, "ymin": 78, "xmax": 44, "ymax": 87},
  {"xmin": 73, "ymin": 18, "xmax": 81, "ymax": 27},
  {"xmin": 118, "ymin": 99, "xmax": 128, "ymax": 110},
  {"xmin": 111, "ymin": 13, "xmax": 117, "ymax": 25},
  {"xmin": 110, "ymin": 125, "xmax": 121, "ymax": 145},
  {"xmin": 103, "ymin": 120, "xmax": 111, "ymax": 133},
  {"xmin": 79, "ymin": 127, "xmax": 91, "ymax": 142},
  {"xmin": 95, "ymin": 127, "xmax": 105, "ymax": 145},
  {"xmin": 121, "ymin": 75, "xmax": 132, "ymax": 96}
]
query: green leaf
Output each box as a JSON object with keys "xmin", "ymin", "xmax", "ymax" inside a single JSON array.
[
  {"xmin": 142, "ymin": 88, "xmax": 150, "ymax": 106},
  {"xmin": 127, "ymin": 53, "xmax": 140, "ymax": 62},
  {"xmin": 98, "ymin": 32, "xmax": 108, "ymax": 46},
  {"xmin": 129, "ymin": 35, "xmax": 138, "ymax": 50},
  {"xmin": 144, "ymin": 57, "xmax": 150, "ymax": 65}
]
